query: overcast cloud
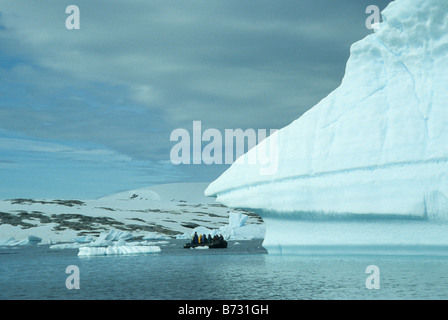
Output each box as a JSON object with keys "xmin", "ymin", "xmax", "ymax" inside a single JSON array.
[{"xmin": 0, "ymin": 0, "xmax": 393, "ymax": 198}]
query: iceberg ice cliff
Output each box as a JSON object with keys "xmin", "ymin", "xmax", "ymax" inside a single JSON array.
[{"xmin": 205, "ymin": 0, "xmax": 448, "ymax": 253}]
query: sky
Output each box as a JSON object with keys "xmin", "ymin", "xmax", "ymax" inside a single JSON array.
[{"xmin": 0, "ymin": 0, "xmax": 393, "ymax": 199}]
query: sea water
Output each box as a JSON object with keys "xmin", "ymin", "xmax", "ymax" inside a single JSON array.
[{"xmin": 1, "ymin": 239, "xmax": 448, "ymax": 300}]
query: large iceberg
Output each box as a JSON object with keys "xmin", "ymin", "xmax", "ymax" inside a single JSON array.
[{"xmin": 205, "ymin": 0, "xmax": 448, "ymax": 253}]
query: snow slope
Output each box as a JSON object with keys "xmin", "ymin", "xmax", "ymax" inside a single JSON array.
[
  {"xmin": 0, "ymin": 182, "xmax": 264, "ymax": 247},
  {"xmin": 205, "ymin": 0, "xmax": 448, "ymax": 253}
]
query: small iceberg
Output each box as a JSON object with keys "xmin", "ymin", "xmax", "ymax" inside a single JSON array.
[
  {"xmin": 0, "ymin": 235, "xmax": 42, "ymax": 246},
  {"xmin": 142, "ymin": 232, "xmax": 172, "ymax": 240},
  {"xmin": 100, "ymin": 229, "xmax": 134, "ymax": 242},
  {"xmin": 0, "ymin": 237, "xmax": 17, "ymax": 246},
  {"xmin": 73, "ymin": 230, "xmax": 162, "ymax": 256},
  {"xmin": 78, "ymin": 245, "xmax": 161, "ymax": 256},
  {"xmin": 181, "ymin": 212, "xmax": 265, "ymax": 241},
  {"xmin": 73, "ymin": 236, "xmax": 95, "ymax": 243},
  {"xmin": 50, "ymin": 243, "xmax": 81, "ymax": 250},
  {"xmin": 77, "ymin": 229, "xmax": 134, "ymax": 247}
]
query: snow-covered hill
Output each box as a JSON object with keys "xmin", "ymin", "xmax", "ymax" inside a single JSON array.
[{"xmin": 0, "ymin": 182, "xmax": 264, "ymax": 246}]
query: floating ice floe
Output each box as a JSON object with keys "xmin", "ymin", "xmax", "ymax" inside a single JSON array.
[
  {"xmin": 50, "ymin": 243, "xmax": 81, "ymax": 250},
  {"xmin": 56, "ymin": 229, "xmax": 163, "ymax": 256},
  {"xmin": 76, "ymin": 229, "xmax": 134, "ymax": 247},
  {"xmin": 78, "ymin": 245, "xmax": 161, "ymax": 256}
]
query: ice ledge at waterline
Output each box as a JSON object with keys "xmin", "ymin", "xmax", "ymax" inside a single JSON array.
[
  {"xmin": 205, "ymin": 0, "xmax": 448, "ymax": 252},
  {"xmin": 261, "ymin": 215, "xmax": 448, "ymax": 255}
]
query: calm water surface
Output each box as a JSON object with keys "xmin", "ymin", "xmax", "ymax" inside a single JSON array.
[{"xmin": 1, "ymin": 239, "xmax": 448, "ymax": 300}]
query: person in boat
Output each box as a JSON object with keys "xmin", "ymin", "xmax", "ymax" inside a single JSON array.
[
  {"xmin": 208, "ymin": 234, "xmax": 212, "ymax": 243},
  {"xmin": 192, "ymin": 232, "xmax": 198, "ymax": 244}
]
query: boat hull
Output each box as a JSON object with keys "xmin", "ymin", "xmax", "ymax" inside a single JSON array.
[{"xmin": 183, "ymin": 240, "xmax": 228, "ymax": 249}]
